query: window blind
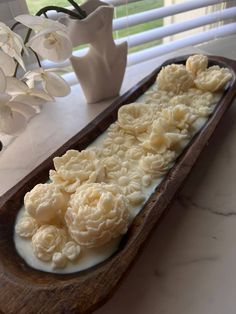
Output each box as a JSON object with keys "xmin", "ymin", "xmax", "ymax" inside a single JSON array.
[
  {"xmin": 0, "ymin": 0, "xmax": 235, "ymax": 79},
  {"xmin": 42, "ymin": 0, "xmax": 236, "ymax": 73}
]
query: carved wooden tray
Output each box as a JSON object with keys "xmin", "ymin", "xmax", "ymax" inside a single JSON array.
[{"xmin": 0, "ymin": 55, "xmax": 236, "ymax": 314}]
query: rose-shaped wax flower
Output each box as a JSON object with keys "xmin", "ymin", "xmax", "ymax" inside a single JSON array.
[
  {"xmin": 52, "ymin": 252, "xmax": 67, "ymax": 269},
  {"xmin": 32, "ymin": 225, "xmax": 67, "ymax": 262},
  {"xmin": 15, "ymin": 216, "xmax": 38, "ymax": 238},
  {"xmin": 161, "ymin": 104, "xmax": 197, "ymax": 131},
  {"xmin": 65, "ymin": 183, "xmax": 130, "ymax": 248},
  {"xmin": 141, "ymin": 119, "xmax": 188, "ymax": 154},
  {"xmin": 186, "ymin": 54, "xmax": 208, "ymax": 76},
  {"xmin": 139, "ymin": 151, "xmax": 176, "ymax": 177},
  {"xmin": 141, "ymin": 121, "xmax": 171, "ymax": 153},
  {"xmin": 62, "ymin": 241, "xmax": 81, "ymax": 262},
  {"xmin": 24, "ymin": 183, "xmax": 68, "ymax": 224},
  {"xmin": 194, "ymin": 65, "xmax": 232, "ymax": 92},
  {"xmin": 156, "ymin": 64, "xmax": 194, "ymax": 94},
  {"xmin": 49, "ymin": 170, "xmax": 81, "ymax": 194},
  {"xmin": 117, "ymin": 103, "xmax": 154, "ymax": 135},
  {"xmin": 52, "ymin": 150, "xmax": 105, "ymax": 191}
]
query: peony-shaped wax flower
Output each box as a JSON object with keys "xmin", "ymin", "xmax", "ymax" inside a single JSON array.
[
  {"xmin": 139, "ymin": 151, "xmax": 176, "ymax": 177},
  {"xmin": 186, "ymin": 54, "xmax": 208, "ymax": 76},
  {"xmin": 32, "ymin": 225, "xmax": 67, "ymax": 261},
  {"xmin": 194, "ymin": 65, "xmax": 232, "ymax": 92},
  {"xmin": 15, "ymin": 15, "xmax": 72, "ymax": 62},
  {"xmin": 52, "ymin": 150, "xmax": 105, "ymax": 191},
  {"xmin": 65, "ymin": 183, "xmax": 130, "ymax": 248},
  {"xmin": 62, "ymin": 241, "xmax": 81, "ymax": 262},
  {"xmin": 117, "ymin": 103, "xmax": 154, "ymax": 135},
  {"xmin": 156, "ymin": 64, "xmax": 194, "ymax": 94},
  {"xmin": 15, "ymin": 215, "xmax": 38, "ymax": 238},
  {"xmin": 24, "ymin": 183, "xmax": 68, "ymax": 224}
]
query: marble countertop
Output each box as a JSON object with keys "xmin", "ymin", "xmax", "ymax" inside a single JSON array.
[{"xmin": 1, "ymin": 35, "xmax": 236, "ymax": 314}]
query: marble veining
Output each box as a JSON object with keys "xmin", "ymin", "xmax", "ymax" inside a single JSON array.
[{"xmin": 178, "ymin": 195, "xmax": 236, "ymax": 217}]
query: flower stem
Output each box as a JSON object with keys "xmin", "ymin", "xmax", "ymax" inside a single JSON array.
[
  {"xmin": 11, "ymin": 21, "xmax": 20, "ymax": 32},
  {"xmin": 67, "ymin": 0, "xmax": 87, "ymax": 19},
  {"xmin": 29, "ymin": 47, "xmax": 41, "ymax": 68}
]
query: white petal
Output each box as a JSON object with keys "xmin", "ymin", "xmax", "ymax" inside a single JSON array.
[
  {"xmin": 0, "ymin": 108, "xmax": 27, "ymax": 135},
  {"xmin": 45, "ymin": 67, "xmax": 69, "ymax": 73},
  {"xmin": 15, "ymin": 15, "xmax": 67, "ymax": 33},
  {"xmin": 44, "ymin": 72, "xmax": 70, "ymax": 97},
  {"xmin": 0, "ymin": 51, "xmax": 15, "ymax": 76},
  {"xmin": 12, "ymin": 95, "xmax": 42, "ymax": 112},
  {"xmin": 6, "ymin": 77, "xmax": 28, "ymax": 95},
  {"xmin": 28, "ymin": 88, "xmax": 54, "ymax": 101},
  {"xmin": 0, "ymin": 93, "xmax": 11, "ymax": 106},
  {"xmin": 23, "ymin": 69, "xmax": 44, "ymax": 86},
  {"xmin": 9, "ymin": 101, "xmax": 37, "ymax": 121},
  {"xmin": 12, "ymin": 50, "xmax": 26, "ymax": 72},
  {"xmin": 0, "ymin": 33, "xmax": 8, "ymax": 46},
  {"xmin": 0, "ymin": 28, "xmax": 26, "ymax": 71},
  {"xmin": 0, "ymin": 68, "xmax": 6, "ymax": 93},
  {"xmin": 28, "ymin": 30, "xmax": 72, "ymax": 62},
  {"xmin": 15, "ymin": 15, "xmax": 47, "ymax": 32},
  {"xmin": 12, "ymin": 31, "xmax": 29, "ymax": 56},
  {"xmin": 0, "ymin": 133, "xmax": 15, "ymax": 149},
  {"xmin": 0, "ymin": 103, "xmax": 12, "ymax": 133}
]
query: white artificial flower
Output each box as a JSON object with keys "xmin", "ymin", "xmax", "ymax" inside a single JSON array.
[
  {"xmin": 0, "ymin": 68, "xmax": 6, "ymax": 93},
  {"xmin": 0, "ymin": 93, "xmax": 27, "ymax": 135},
  {"xmin": 0, "ymin": 51, "xmax": 16, "ymax": 76},
  {"xmin": 0, "ymin": 22, "xmax": 26, "ymax": 71},
  {"xmin": 15, "ymin": 14, "xmax": 67, "ymax": 33},
  {"xmin": 15, "ymin": 15, "xmax": 72, "ymax": 62},
  {"xmin": 6, "ymin": 77, "xmax": 54, "ymax": 108},
  {"xmin": 24, "ymin": 68, "xmax": 70, "ymax": 97}
]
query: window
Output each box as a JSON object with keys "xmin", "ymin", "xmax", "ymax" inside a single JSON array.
[{"xmin": 1, "ymin": 0, "xmax": 235, "ymax": 70}]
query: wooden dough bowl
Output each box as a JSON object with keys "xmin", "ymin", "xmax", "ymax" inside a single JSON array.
[{"xmin": 0, "ymin": 56, "xmax": 236, "ymax": 314}]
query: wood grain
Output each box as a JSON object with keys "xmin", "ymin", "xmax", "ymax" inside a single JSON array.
[{"xmin": 0, "ymin": 55, "xmax": 236, "ymax": 314}]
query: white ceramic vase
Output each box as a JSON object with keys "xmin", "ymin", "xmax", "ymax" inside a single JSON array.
[{"xmin": 67, "ymin": 0, "xmax": 128, "ymax": 104}]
